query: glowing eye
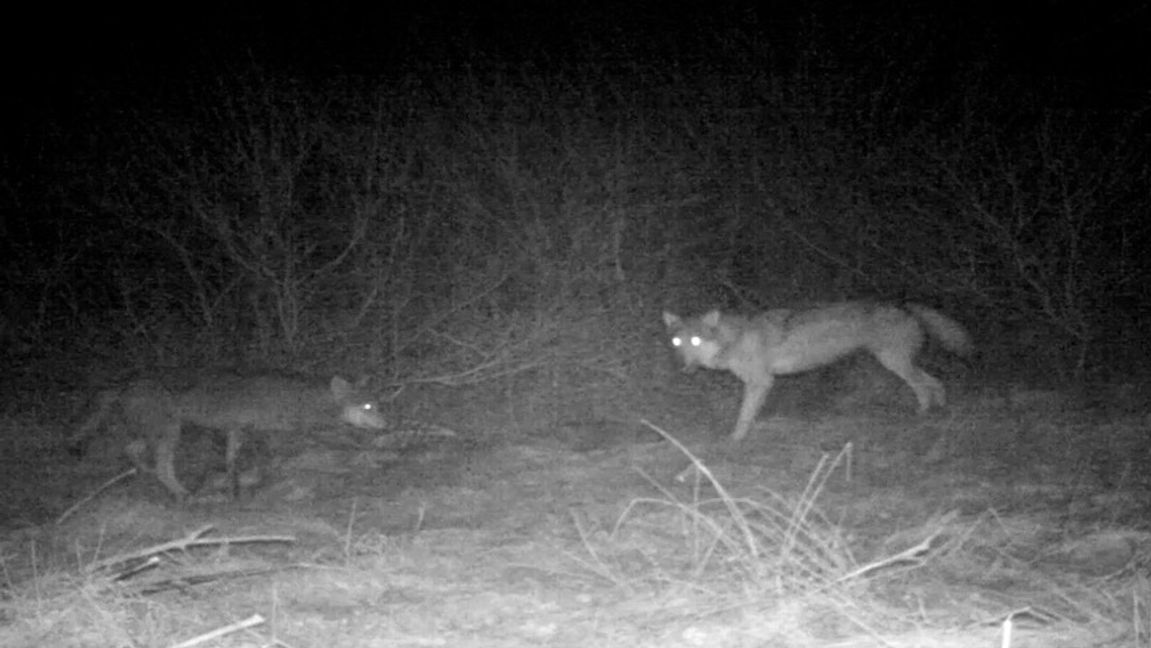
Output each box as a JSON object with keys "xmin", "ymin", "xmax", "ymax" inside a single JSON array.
[
  {"xmin": 362, "ymin": 404, "xmax": 374, "ymax": 411},
  {"xmin": 690, "ymin": 336, "xmax": 702, "ymax": 347},
  {"xmin": 671, "ymin": 336, "xmax": 682, "ymax": 347}
]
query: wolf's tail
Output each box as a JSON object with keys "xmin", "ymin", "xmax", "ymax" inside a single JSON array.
[{"xmin": 906, "ymin": 304, "xmax": 973, "ymax": 356}]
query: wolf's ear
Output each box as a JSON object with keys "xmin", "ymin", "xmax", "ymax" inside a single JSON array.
[
  {"xmin": 662, "ymin": 311, "xmax": 681, "ymax": 328},
  {"xmin": 330, "ymin": 376, "xmax": 352, "ymax": 398},
  {"xmin": 701, "ymin": 310, "xmax": 721, "ymax": 327}
]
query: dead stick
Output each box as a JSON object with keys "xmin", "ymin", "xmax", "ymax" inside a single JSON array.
[
  {"xmin": 166, "ymin": 613, "xmax": 266, "ymax": 648},
  {"xmin": 88, "ymin": 526, "xmax": 295, "ymax": 573},
  {"xmin": 836, "ymin": 530, "xmax": 940, "ymax": 583}
]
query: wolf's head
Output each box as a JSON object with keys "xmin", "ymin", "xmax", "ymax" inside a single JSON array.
[
  {"xmin": 662, "ymin": 310, "xmax": 725, "ymax": 371},
  {"xmin": 328, "ymin": 376, "xmax": 389, "ymax": 429}
]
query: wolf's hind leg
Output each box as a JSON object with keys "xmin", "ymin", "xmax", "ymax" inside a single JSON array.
[{"xmin": 874, "ymin": 350, "xmax": 945, "ymax": 412}]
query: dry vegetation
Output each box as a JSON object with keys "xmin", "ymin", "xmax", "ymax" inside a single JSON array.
[{"xmin": 2, "ymin": 388, "xmax": 1151, "ymax": 647}]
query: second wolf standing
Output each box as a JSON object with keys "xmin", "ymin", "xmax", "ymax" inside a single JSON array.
[
  {"xmin": 77, "ymin": 372, "xmax": 387, "ymax": 500},
  {"xmin": 663, "ymin": 302, "xmax": 972, "ymax": 441}
]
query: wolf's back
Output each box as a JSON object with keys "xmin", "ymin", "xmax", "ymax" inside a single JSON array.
[{"xmin": 172, "ymin": 374, "xmax": 330, "ymax": 432}]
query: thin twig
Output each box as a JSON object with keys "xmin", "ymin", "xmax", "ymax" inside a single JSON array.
[{"xmin": 56, "ymin": 468, "xmax": 139, "ymax": 525}]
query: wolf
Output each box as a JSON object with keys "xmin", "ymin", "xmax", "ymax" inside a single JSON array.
[
  {"xmin": 662, "ymin": 302, "xmax": 972, "ymax": 441},
  {"xmin": 73, "ymin": 372, "xmax": 387, "ymax": 500}
]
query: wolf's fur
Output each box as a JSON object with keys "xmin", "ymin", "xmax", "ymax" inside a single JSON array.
[
  {"xmin": 662, "ymin": 302, "xmax": 971, "ymax": 441},
  {"xmin": 73, "ymin": 372, "xmax": 387, "ymax": 500}
]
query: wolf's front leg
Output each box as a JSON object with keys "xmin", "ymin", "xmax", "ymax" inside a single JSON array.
[
  {"xmin": 153, "ymin": 424, "xmax": 191, "ymax": 501},
  {"xmin": 731, "ymin": 377, "xmax": 773, "ymax": 441},
  {"xmin": 224, "ymin": 429, "xmax": 245, "ymax": 500}
]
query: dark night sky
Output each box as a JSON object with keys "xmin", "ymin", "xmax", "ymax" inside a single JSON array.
[{"xmin": 3, "ymin": 2, "xmax": 1149, "ymax": 115}]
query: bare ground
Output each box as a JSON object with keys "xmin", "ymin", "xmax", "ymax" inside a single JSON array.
[{"xmin": 1, "ymin": 384, "xmax": 1149, "ymax": 647}]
